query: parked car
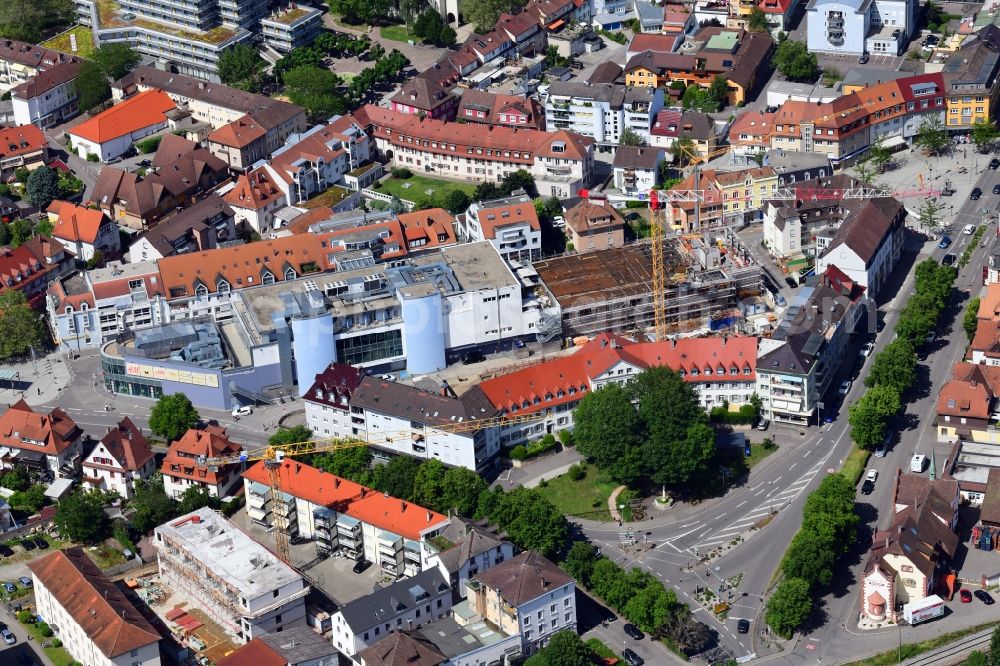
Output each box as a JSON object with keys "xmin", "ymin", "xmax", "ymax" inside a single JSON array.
[
  {"xmin": 993, "ymin": 184, "xmax": 1000, "ymax": 195},
  {"xmin": 964, "ymin": 223, "xmax": 977, "ymax": 235},
  {"xmin": 0, "ymin": 544, "xmax": 12, "ymax": 557},
  {"xmin": 623, "ymin": 648, "xmax": 645, "ymax": 666},
  {"xmin": 839, "ymin": 379, "xmax": 852, "ymax": 396},
  {"xmin": 785, "ymin": 277, "xmax": 798, "ymax": 289},
  {"xmin": 20, "ymin": 539, "xmax": 34, "ymax": 551},
  {"xmin": 33, "ymin": 537, "xmax": 47, "ymax": 550},
  {"xmin": 911, "ymin": 454, "xmax": 927, "ymax": 472},
  {"xmin": 990, "ymin": 159, "xmax": 1000, "ymax": 170},
  {"xmin": 624, "ymin": 624, "xmax": 644, "ymax": 640},
  {"xmin": 756, "ymin": 418, "xmax": 770, "ymax": 431},
  {"xmin": 232, "ymin": 405, "xmax": 252, "ymax": 417},
  {"xmin": 942, "ymin": 253, "xmax": 956, "ymax": 266},
  {"xmin": 352, "ymin": 559, "xmax": 371, "ymax": 574},
  {"xmin": 462, "ymin": 350, "xmax": 486, "ymax": 365},
  {"xmin": 861, "ymin": 479, "xmax": 875, "ymax": 495},
  {"xmin": 875, "ymin": 436, "xmax": 890, "ymax": 458},
  {"xmin": 2, "ymin": 582, "xmax": 14, "ymax": 593},
  {"xmin": 2, "ymin": 628, "xmax": 14, "ymax": 645},
  {"xmin": 961, "ymin": 589, "xmax": 973, "ymax": 603},
  {"xmin": 971, "ymin": 188, "xmax": 982, "ymax": 200},
  {"xmin": 123, "ymin": 548, "xmax": 134, "ymax": 560},
  {"xmin": 17, "ymin": 577, "xmax": 30, "ymax": 588},
  {"xmin": 377, "ymin": 374, "xmax": 396, "ymax": 382},
  {"xmin": 858, "ymin": 51, "xmax": 870, "ymax": 64},
  {"xmin": 866, "ymin": 469, "xmax": 878, "ymax": 483},
  {"xmin": 737, "ymin": 619, "xmax": 750, "ymax": 634},
  {"xmin": 975, "ymin": 590, "xmax": 995, "ymax": 605},
  {"xmin": 860, "ymin": 342, "xmax": 875, "ymax": 357},
  {"xmin": 938, "ymin": 236, "xmax": 951, "ymax": 249}
]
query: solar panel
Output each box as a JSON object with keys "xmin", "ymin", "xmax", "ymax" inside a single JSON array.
[{"xmin": 801, "ymin": 332, "xmax": 824, "ymax": 357}]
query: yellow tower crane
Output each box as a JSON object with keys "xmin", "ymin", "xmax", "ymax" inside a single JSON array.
[{"xmin": 197, "ymin": 410, "xmax": 548, "ymax": 562}]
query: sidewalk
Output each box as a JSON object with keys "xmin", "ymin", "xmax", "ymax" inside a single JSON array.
[{"xmin": 0, "ymin": 349, "xmax": 74, "ymax": 409}]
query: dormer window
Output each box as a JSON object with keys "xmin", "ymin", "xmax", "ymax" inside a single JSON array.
[
  {"xmin": 261, "ymin": 270, "xmax": 275, "ymax": 285},
  {"xmin": 195, "ymin": 283, "xmax": 208, "ymax": 297},
  {"xmin": 217, "ymin": 278, "xmax": 231, "ymax": 293},
  {"xmin": 284, "ymin": 267, "xmax": 296, "ymax": 281}
]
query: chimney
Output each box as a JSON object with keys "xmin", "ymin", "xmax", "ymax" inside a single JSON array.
[
  {"xmin": 427, "ymin": 510, "xmax": 433, "ymax": 521},
  {"xmin": 401, "ymin": 501, "xmax": 407, "ymax": 512},
  {"xmin": 335, "ymin": 478, "xmax": 341, "ymax": 489},
  {"xmin": 198, "ymin": 81, "xmax": 205, "ymax": 90},
  {"xmin": 295, "ymin": 463, "xmax": 301, "ymax": 474}
]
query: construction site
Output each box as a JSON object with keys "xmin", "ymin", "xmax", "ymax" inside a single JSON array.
[{"xmin": 532, "ymin": 232, "xmax": 763, "ymax": 338}]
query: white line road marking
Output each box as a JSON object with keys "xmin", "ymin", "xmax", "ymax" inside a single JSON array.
[
  {"xmin": 716, "ymin": 513, "xmax": 726, "ymax": 520},
  {"xmin": 735, "ymin": 500, "xmax": 748, "ymax": 508},
  {"xmin": 754, "ymin": 487, "xmax": 765, "ymax": 496},
  {"xmin": 665, "ymin": 541, "xmax": 682, "ymax": 553},
  {"xmin": 680, "ymin": 521, "xmax": 699, "ymax": 528},
  {"xmin": 664, "ymin": 525, "xmax": 704, "ymax": 541},
  {"xmin": 788, "ymin": 463, "xmax": 797, "ymax": 471}
]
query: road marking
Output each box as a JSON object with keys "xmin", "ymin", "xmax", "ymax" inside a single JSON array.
[
  {"xmin": 664, "ymin": 541, "xmax": 682, "ymax": 553},
  {"xmin": 788, "ymin": 462, "xmax": 797, "ymax": 471},
  {"xmin": 716, "ymin": 513, "xmax": 726, "ymax": 519},
  {"xmin": 735, "ymin": 500, "xmax": 747, "ymax": 508},
  {"xmin": 664, "ymin": 525, "xmax": 704, "ymax": 541},
  {"xmin": 680, "ymin": 521, "xmax": 699, "ymax": 528}
]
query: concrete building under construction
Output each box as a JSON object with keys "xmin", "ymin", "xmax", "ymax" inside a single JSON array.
[
  {"xmin": 531, "ymin": 233, "xmax": 763, "ymax": 338},
  {"xmin": 154, "ymin": 507, "xmax": 310, "ymax": 644}
]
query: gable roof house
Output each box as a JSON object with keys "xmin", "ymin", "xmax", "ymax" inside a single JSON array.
[
  {"xmin": 128, "ymin": 194, "xmax": 236, "ymax": 262},
  {"xmin": 389, "ymin": 61, "xmax": 462, "ymax": 120},
  {"xmin": 161, "ymin": 425, "xmax": 245, "ymax": 499},
  {"xmin": 0, "ymin": 124, "xmax": 48, "ymax": 179},
  {"xmin": 216, "ymin": 626, "xmax": 339, "ymax": 666},
  {"xmin": 563, "ymin": 198, "xmax": 627, "ymax": 252},
  {"xmin": 68, "ymin": 89, "xmax": 176, "ymax": 163},
  {"xmin": 81, "ymin": 417, "xmax": 156, "ymax": 499},
  {"xmin": 207, "ymin": 101, "xmax": 311, "ymax": 172},
  {"xmin": 223, "ymin": 167, "xmax": 288, "ymax": 235},
  {"xmin": 10, "ymin": 56, "xmax": 83, "ymax": 129},
  {"xmin": 814, "ymin": 197, "xmax": 906, "ymax": 296},
  {"xmin": 359, "ymin": 632, "xmax": 447, "ymax": 666},
  {"xmin": 423, "ymin": 517, "xmax": 515, "ymax": 600},
  {"xmin": 456, "ymin": 89, "xmax": 545, "ymax": 130},
  {"xmin": 0, "ymin": 399, "xmax": 83, "ymax": 477},
  {"xmin": 46, "ymin": 200, "xmax": 122, "ymax": 263}
]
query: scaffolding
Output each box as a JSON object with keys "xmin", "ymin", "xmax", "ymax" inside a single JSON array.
[{"xmin": 156, "ymin": 535, "xmax": 244, "ymax": 637}]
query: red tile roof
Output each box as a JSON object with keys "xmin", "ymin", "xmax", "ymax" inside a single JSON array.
[
  {"xmin": 0, "ymin": 124, "xmax": 46, "ymax": 160},
  {"xmin": 627, "ymin": 33, "xmax": 679, "ymax": 55},
  {"xmin": 93, "ymin": 417, "xmax": 154, "ymax": 472},
  {"xmin": 69, "ymin": 90, "xmax": 175, "ymax": 144},
  {"xmin": 224, "ymin": 167, "xmax": 283, "ymax": 210},
  {"xmin": 0, "ymin": 399, "xmax": 80, "ymax": 457},
  {"xmin": 161, "ymin": 426, "xmax": 243, "ymax": 486},
  {"xmin": 207, "ymin": 115, "xmax": 267, "ymax": 148},
  {"xmin": 216, "ymin": 639, "xmax": 286, "ymax": 666},
  {"xmin": 28, "ymin": 547, "xmax": 160, "ymax": 658},
  {"xmin": 474, "ymin": 199, "xmax": 540, "ymax": 237},
  {"xmin": 936, "ymin": 362, "xmax": 1000, "ymax": 420},
  {"xmin": 397, "ymin": 208, "xmax": 458, "ymax": 249},
  {"xmin": 48, "ymin": 201, "xmax": 109, "ymax": 244},
  {"xmin": 266, "ymin": 116, "xmax": 368, "ymax": 186},
  {"xmin": 0, "ymin": 244, "xmax": 45, "ymax": 289},
  {"xmin": 243, "ymin": 459, "xmax": 448, "ymax": 540}
]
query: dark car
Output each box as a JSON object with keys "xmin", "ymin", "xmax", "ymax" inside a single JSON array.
[
  {"xmin": 991, "ymin": 159, "xmax": 1000, "ymax": 170},
  {"xmin": 941, "ymin": 253, "xmax": 956, "ymax": 266},
  {"xmin": 0, "ymin": 544, "xmax": 12, "ymax": 557},
  {"xmin": 462, "ymin": 350, "xmax": 486, "ymax": 365},
  {"xmin": 784, "ymin": 277, "xmax": 798, "ymax": 289},
  {"xmin": 20, "ymin": 539, "xmax": 34, "ymax": 551},
  {"xmin": 624, "ymin": 623, "xmax": 644, "ymax": 640},
  {"xmin": 861, "ymin": 479, "xmax": 875, "ymax": 495},
  {"xmin": 972, "ymin": 187, "xmax": 983, "ymax": 200},
  {"xmin": 737, "ymin": 619, "xmax": 750, "ymax": 634},
  {"xmin": 859, "ymin": 51, "xmax": 870, "ymax": 64},
  {"xmin": 352, "ymin": 559, "xmax": 371, "ymax": 574},
  {"xmin": 33, "ymin": 537, "xmax": 48, "ymax": 549},
  {"xmin": 975, "ymin": 590, "xmax": 995, "ymax": 605},
  {"xmin": 623, "ymin": 648, "xmax": 645, "ymax": 666}
]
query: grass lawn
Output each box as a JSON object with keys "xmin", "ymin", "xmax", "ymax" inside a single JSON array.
[
  {"xmin": 586, "ymin": 638, "xmax": 621, "ymax": 660},
  {"xmin": 380, "ymin": 24, "xmax": 420, "ymax": 43},
  {"xmin": 24, "ymin": 620, "xmax": 75, "ymax": 666},
  {"xmin": 374, "ymin": 174, "xmax": 475, "ymax": 204},
  {"xmin": 86, "ymin": 544, "xmax": 126, "ymax": 569},
  {"xmin": 841, "ymin": 445, "xmax": 871, "ymax": 485},
  {"xmin": 41, "ymin": 26, "xmax": 95, "ymax": 58},
  {"xmin": 534, "ymin": 464, "xmax": 618, "ymax": 521},
  {"xmin": 841, "ymin": 622, "xmax": 997, "ymax": 666}
]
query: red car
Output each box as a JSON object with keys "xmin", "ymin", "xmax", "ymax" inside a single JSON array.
[{"xmin": 960, "ymin": 589, "xmax": 973, "ymax": 603}]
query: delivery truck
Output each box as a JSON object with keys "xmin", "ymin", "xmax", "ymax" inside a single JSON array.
[{"xmin": 902, "ymin": 595, "xmax": 945, "ymax": 625}]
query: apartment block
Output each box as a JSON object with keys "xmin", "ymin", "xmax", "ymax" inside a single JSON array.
[
  {"xmin": 563, "ymin": 198, "xmax": 626, "ymax": 252},
  {"xmin": 943, "ymin": 26, "xmax": 1000, "ymax": 130},
  {"xmin": 806, "ymin": 0, "xmax": 917, "ymax": 56},
  {"xmin": 303, "ymin": 363, "xmax": 365, "ymax": 439},
  {"xmin": 154, "ymin": 508, "xmax": 310, "ymax": 642},
  {"xmin": 260, "ymin": 4, "xmax": 324, "ymax": 53},
  {"xmin": 0, "ymin": 40, "xmax": 67, "ymax": 93},
  {"xmin": 30, "ymin": 547, "xmax": 162, "ymax": 666},
  {"xmin": 612, "ymin": 145, "xmax": 663, "ymax": 194},
  {"xmin": 11, "ymin": 57, "xmax": 82, "ymax": 128},
  {"xmin": 459, "ymin": 194, "xmax": 542, "ymax": 263},
  {"xmin": 0, "ymin": 125, "xmax": 48, "ymax": 181},
  {"xmin": 422, "ymin": 517, "xmax": 515, "ymax": 600},
  {"xmin": 544, "ymin": 81, "xmax": 664, "ymax": 144}
]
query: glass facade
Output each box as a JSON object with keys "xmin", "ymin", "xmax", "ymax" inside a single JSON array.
[
  {"xmin": 335, "ymin": 330, "xmax": 403, "ymax": 366},
  {"xmin": 101, "ymin": 355, "xmax": 163, "ymax": 400}
]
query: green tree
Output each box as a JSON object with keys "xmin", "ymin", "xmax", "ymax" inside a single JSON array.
[
  {"xmin": 619, "ymin": 128, "xmax": 644, "ymax": 146},
  {"xmin": 671, "ymin": 138, "xmax": 695, "ymax": 167},
  {"xmin": 476, "ymin": 486, "xmax": 567, "ymax": 558},
  {"xmin": 440, "ymin": 189, "xmax": 471, "ymax": 214},
  {"xmin": 772, "ymin": 40, "xmax": 819, "ymax": 82},
  {"xmin": 966, "ymin": 297, "xmax": 982, "ymax": 342},
  {"xmin": 766, "ymin": 577, "xmax": 813, "ymax": 638},
  {"xmin": 149, "ymin": 393, "xmax": 200, "ymax": 442},
  {"xmin": 268, "ymin": 425, "xmax": 313, "ymax": 446},
  {"xmin": 9, "ymin": 484, "xmax": 47, "ymax": 512},
  {"xmin": 572, "ymin": 383, "xmax": 642, "ymax": 484},
  {"xmin": 440, "ymin": 466, "xmax": 488, "ymax": 516},
  {"xmin": 524, "ymin": 631, "xmax": 593, "ymax": 666},
  {"xmin": 283, "ymin": 65, "xmax": 346, "ymax": 120},
  {"xmin": 971, "ymin": 120, "xmax": 1000, "ymax": 154},
  {"xmin": 413, "ymin": 9, "xmax": 456, "ymax": 46},
  {"xmin": 25, "ymin": 166, "xmax": 59, "ymax": 209},
  {"xmin": 708, "ymin": 75, "xmax": 730, "ymax": 110},
  {"xmin": 129, "ymin": 475, "xmax": 179, "ymax": 533},
  {"xmin": 868, "ymin": 134, "xmax": 892, "ymax": 174},
  {"xmin": 177, "ymin": 485, "xmax": 221, "ymax": 514},
  {"xmin": 399, "ymin": 0, "xmax": 428, "ymax": 24},
  {"xmin": 914, "ymin": 116, "xmax": 949, "ymax": 156},
  {"xmin": 368, "ymin": 455, "xmax": 422, "ymax": 500},
  {"xmin": 864, "ymin": 338, "xmax": 916, "ymax": 393},
  {"xmin": 328, "ymin": 0, "xmax": 393, "ymax": 23},
  {"xmin": 0, "ymin": 0, "xmax": 74, "ymax": 43},
  {"xmin": 989, "ymin": 624, "xmax": 1000, "ymax": 665},
  {"xmin": 746, "ymin": 6, "xmax": 768, "ymax": 32},
  {"xmin": 917, "ymin": 197, "xmax": 944, "ymax": 233},
  {"xmin": 500, "ymin": 169, "xmax": 537, "ymax": 197},
  {"xmin": 682, "ymin": 85, "xmax": 715, "ymax": 112},
  {"xmin": 0, "ymin": 291, "xmax": 45, "ymax": 360},
  {"xmin": 966, "ymin": 651, "xmax": 989, "ymax": 666},
  {"xmin": 563, "ymin": 541, "xmax": 598, "ymax": 586},
  {"xmin": 54, "ymin": 490, "xmax": 110, "ymax": 544},
  {"xmin": 34, "ymin": 217, "xmax": 54, "ymax": 238},
  {"xmin": 412, "ymin": 458, "xmax": 447, "ymax": 511},
  {"xmin": 848, "ymin": 385, "xmax": 901, "ymax": 450},
  {"xmin": 8, "ymin": 217, "xmax": 32, "ymax": 247},
  {"xmin": 389, "ymin": 195, "xmax": 406, "ymax": 214},
  {"xmin": 92, "ymin": 43, "xmax": 141, "ymax": 81},
  {"xmin": 218, "ymin": 43, "xmax": 266, "ymax": 92},
  {"xmin": 74, "ymin": 60, "xmax": 112, "ymax": 112},
  {"xmin": 0, "ymin": 467, "xmax": 31, "ymax": 492},
  {"xmin": 312, "ymin": 445, "xmax": 372, "ymax": 481},
  {"xmin": 783, "ymin": 525, "xmax": 839, "ymax": 587},
  {"xmin": 464, "ymin": 0, "xmax": 527, "ymax": 32}
]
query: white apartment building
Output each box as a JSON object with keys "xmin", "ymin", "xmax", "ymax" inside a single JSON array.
[
  {"xmin": 612, "ymin": 146, "xmax": 664, "ymax": 194},
  {"xmin": 459, "ymin": 194, "xmax": 542, "ymax": 263},
  {"xmin": 331, "ymin": 568, "xmax": 453, "ymax": 659},
  {"xmin": 11, "ymin": 58, "xmax": 82, "ymax": 129},
  {"xmin": 0, "ymin": 400, "xmax": 83, "ymax": 477},
  {"xmin": 222, "ymin": 167, "xmax": 290, "ymax": 235},
  {"xmin": 806, "ymin": 0, "xmax": 917, "ymax": 56},
  {"xmin": 81, "ymin": 417, "xmax": 156, "ymax": 499},
  {"xmin": 422, "ymin": 517, "xmax": 515, "ymax": 600},
  {"xmin": 464, "ymin": 551, "xmax": 577, "ymax": 656},
  {"xmin": 30, "ymin": 547, "xmax": 162, "ymax": 666},
  {"xmin": 303, "ymin": 363, "xmax": 364, "ymax": 439},
  {"xmin": 155, "ymin": 508, "xmax": 310, "ymax": 643},
  {"xmin": 544, "ymin": 81, "xmax": 664, "ymax": 145},
  {"xmin": 814, "ymin": 197, "xmax": 905, "ymax": 297}
]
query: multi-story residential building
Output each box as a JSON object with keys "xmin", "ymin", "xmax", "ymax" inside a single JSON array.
[
  {"xmin": 612, "ymin": 145, "xmax": 663, "ymax": 194},
  {"xmin": 161, "ymin": 425, "xmax": 245, "ymax": 499},
  {"xmin": 649, "ymin": 109, "xmax": 718, "ymax": 156},
  {"xmin": 544, "ymin": 81, "xmax": 663, "ymax": 145},
  {"xmin": 0, "ymin": 399, "xmax": 83, "ymax": 476},
  {"xmin": 47, "ymin": 201, "xmax": 122, "ymax": 263},
  {"xmin": 11, "ymin": 57, "xmax": 82, "ymax": 128},
  {"xmin": 814, "ymin": 197, "xmax": 905, "ymax": 296},
  {"xmin": 0, "ymin": 40, "xmax": 67, "ymax": 93},
  {"xmin": 113, "ymin": 66, "xmax": 306, "ymax": 132},
  {"xmin": 332, "ymin": 568, "xmax": 453, "ymax": 659},
  {"xmin": 934, "ymin": 362, "xmax": 1000, "ymax": 443},
  {"xmin": 261, "ymin": 115, "xmax": 374, "ymax": 204},
  {"xmin": 459, "ymin": 194, "xmax": 542, "ymax": 262},
  {"xmin": 422, "ymin": 517, "xmax": 515, "ymax": 600},
  {"xmin": 663, "ymin": 166, "xmax": 777, "ymax": 230},
  {"xmin": 389, "ymin": 62, "xmax": 462, "ymax": 120},
  {"xmin": 259, "ymin": 3, "xmax": 324, "ymax": 53},
  {"xmin": 766, "ymin": 150, "xmax": 834, "ymax": 185},
  {"xmin": 30, "ymin": 547, "xmax": 162, "ymax": 666},
  {"xmin": 68, "ymin": 90, "xmax": 176, "ymax": 162},
  {"xmin": 456, "ymin": 89, "xmax": 545, "ymax": 130},
  {"xmin": 624, "ymin": 28, "xmax": 773, "ymax": 106},
  {"xmin": 81, "ymin": 417, "xmax": 155, "ymax": 498},
  {"xmin": 942, "ymin": 26, "xmax": 1000, "ymax": 131},
  {"xmin": 478, "ymin": 332, "xmax": 758, "ymax": 446},
  {"xmin": 303, "ymin": 363, "xmax": 365, "ymax": 439},
  {"xmin": 496, "ymin": 10, "xmax": 546, "ymax": 56},
  {"xmin": 756, "ymin": 266, "xmax": 870, "ymax": 425},
  {"xmin": 806, "ymin": 0, "xmax": 917, "ymax": 56},
  {"xmin": 563, "ymin": 198, "xmax": 627, "ymax": 252},
  {"xmin": 241, "ymin": 457, "xmax": 449, "ymax": 576},
  {"xmin": 217, "ymin": 626, "xmax": 339, "ymax": 666},
  {"xmin": 0, "ymin": 234, "xmax": 64, "ymax": 305},
  {"xmin": 0, "ymin": 125, "xmax": 47, "ymax": 180},
  {"xmin": 354, "ymin": 105, "xmax": 595, "ymax": 199},
  {"xmin": 128, "ymin": 195, "xmax": 236, "ymax": 261},
  {"xmin": 860, "ymin": 473, "xmax": 958, "ymax": 621},
  {"xmin": 223, "ymin": 167, "xmax": 289, "ymax": 235},
  {"xmin": 155, "ymin": 508, "xmax": 310, "ymax": 642},
  {"xmin": 208, "ymin": 102, "xmax": 315, "ymax": 171},
  {"xmin": 348, "ymin": 378, "xmax": 501, "ymax": 472},
  {"xmin": 464, "ymin": 551, "xmax": 576, "ymax": 656}
]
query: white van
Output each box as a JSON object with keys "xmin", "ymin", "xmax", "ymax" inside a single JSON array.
[{"xmin": 911, "ymin": 454, "xmax": 927, "ymax": 472}]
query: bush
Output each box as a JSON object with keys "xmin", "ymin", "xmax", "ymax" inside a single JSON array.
[
  {"xmin": 558, "ymin": 429, "xmax": 573, "ymax": 446},
  {"xmin": 710, "ymin": 403, "xmax": 758, "ymax": 425},
  {"xmin": 86, "ymin": 153, "xmax": 99, "ymax": 162},
  {"xmin": 567, "ymin": 463, "xmax": 586, "ymax": 481},
  {"xmin": 135, "ymin": 136, "xmax": 162, "ymax": 154},
  {"xmin": 52, "ymin": 638, "xmax": 62, "ymax": 648},
  {"xmin": 390, "ymin": 167, "xmax": 413, "ymax": 179},
  {"xmin": 16, "ymin": 610, "xmax": 33, "ymax": 624},
  {"xmin": 39, "ymin": 622, "xmax": 53, "ymax": 638},
  {"xmin": 510, "ymin": 445, "xmax": 528, "ymax": 460}
]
